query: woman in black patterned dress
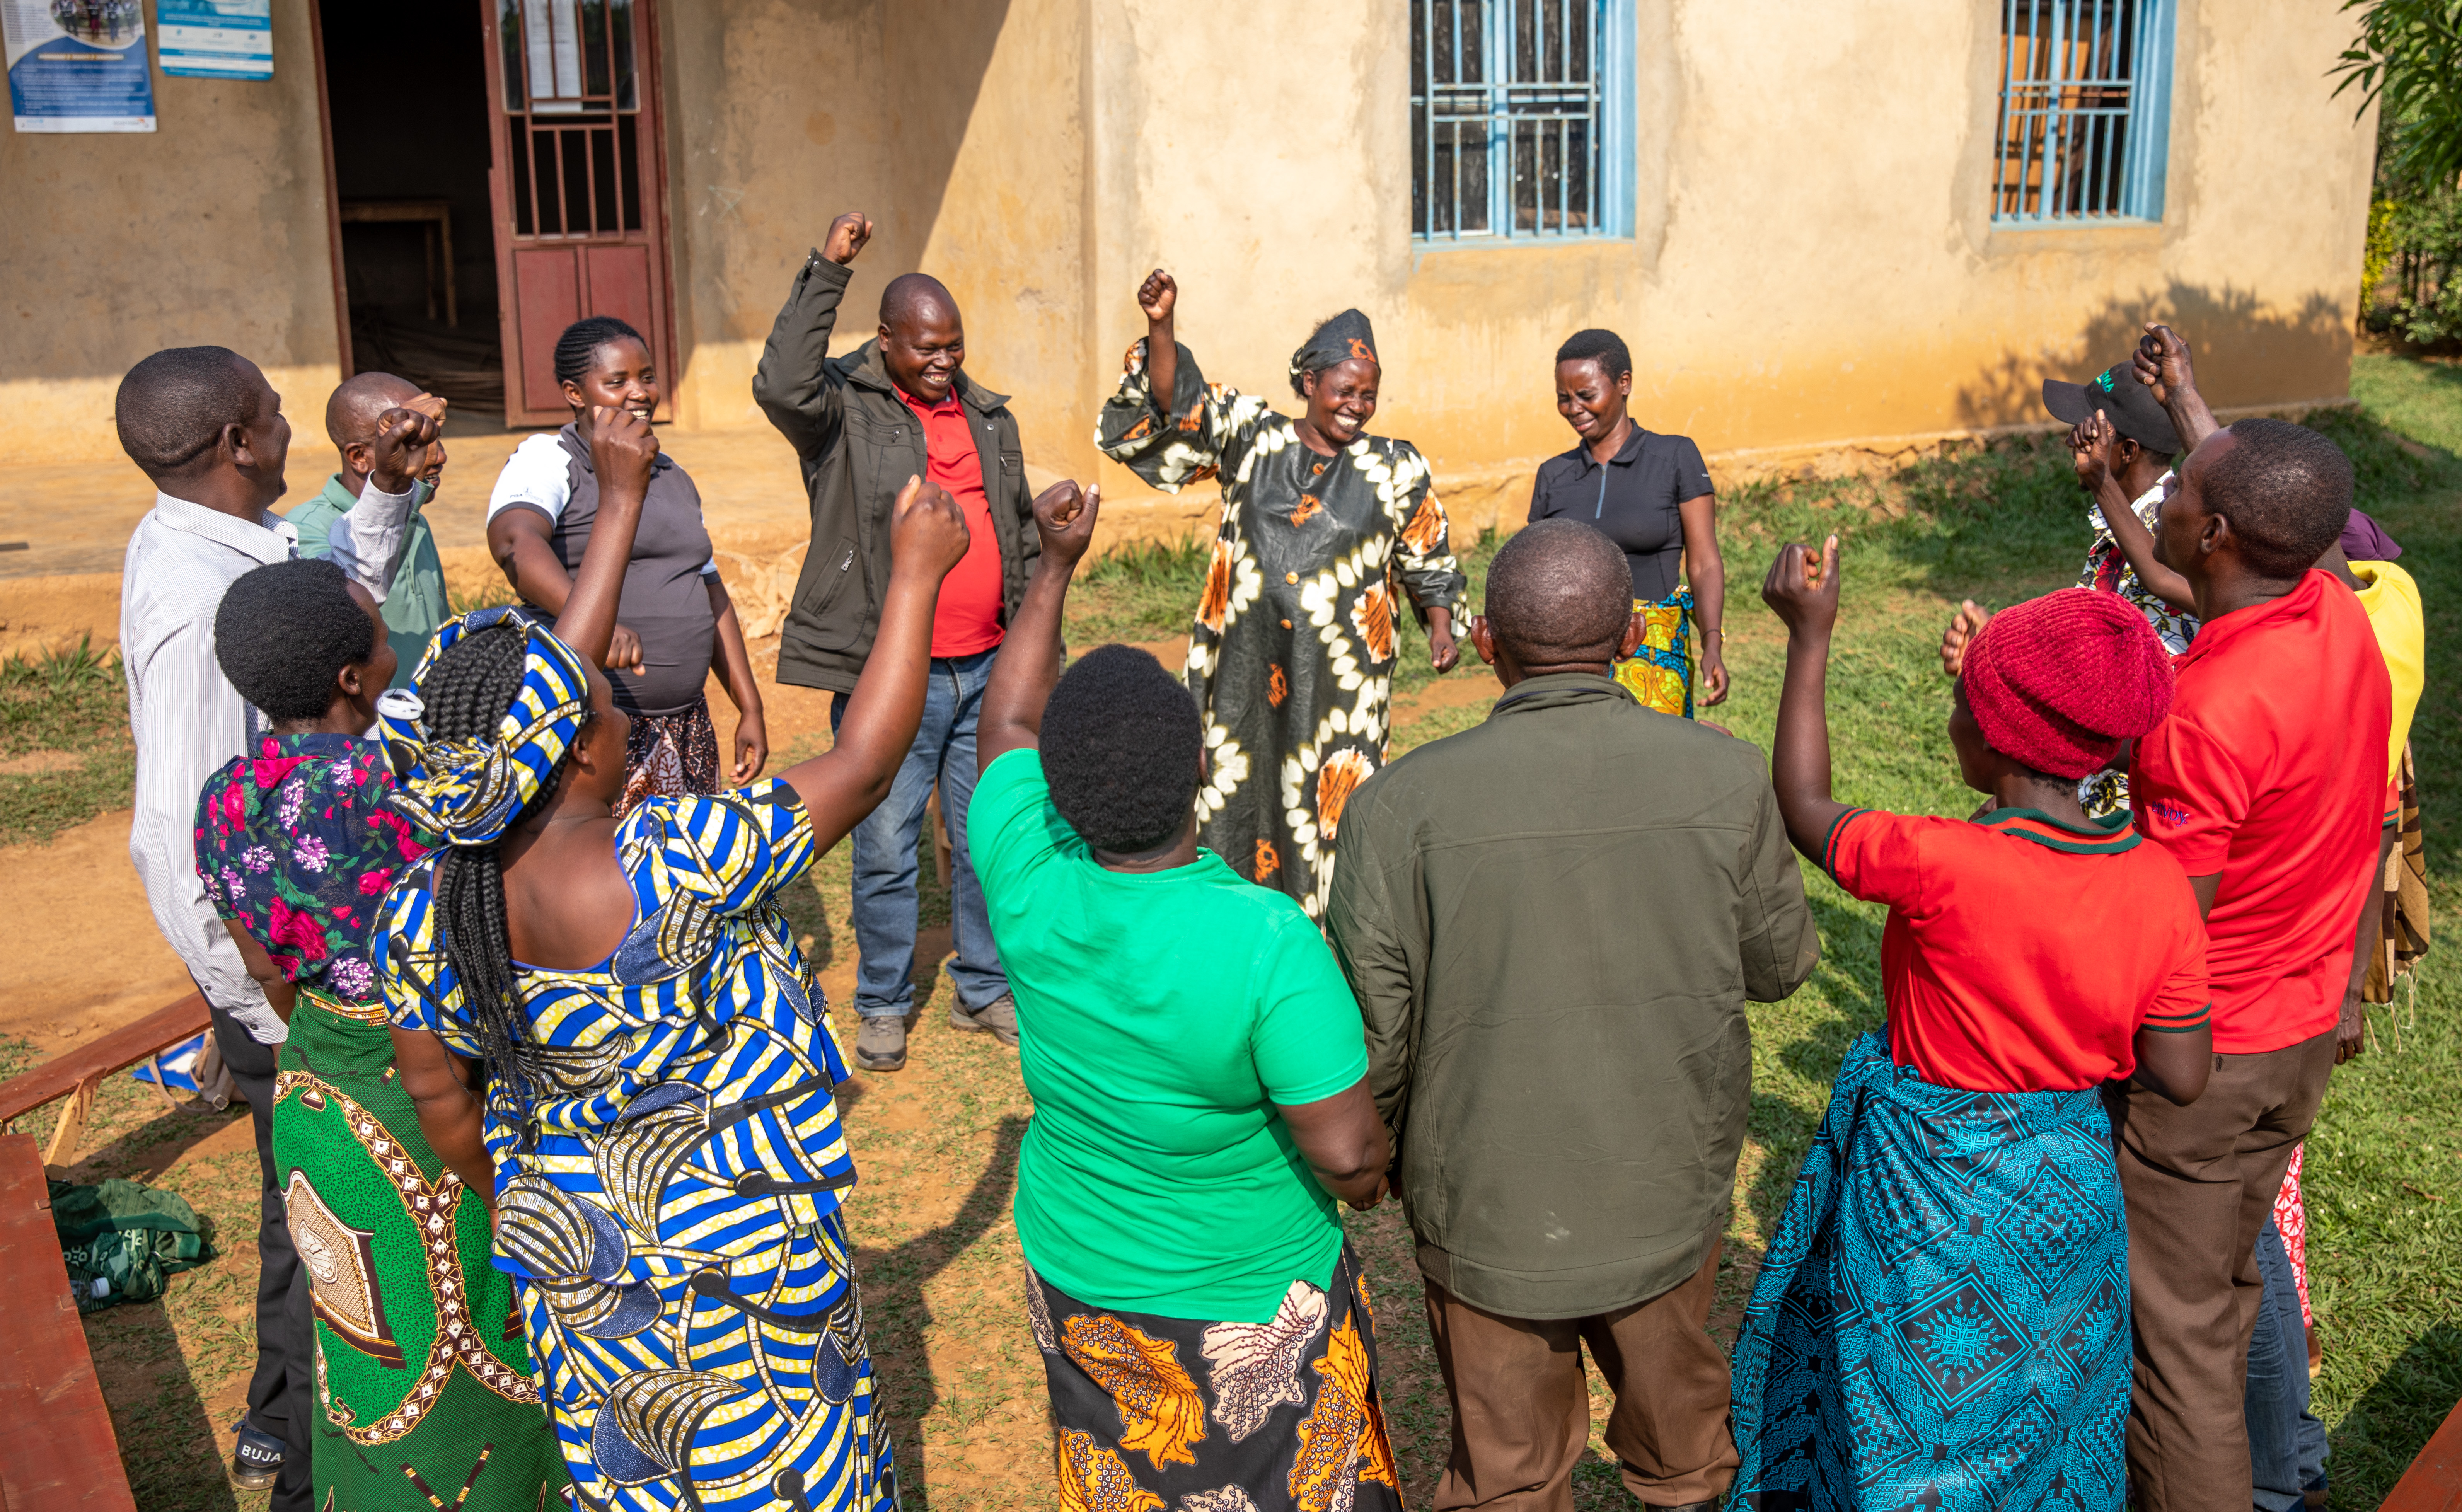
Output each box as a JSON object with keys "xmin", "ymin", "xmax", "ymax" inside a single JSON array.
[{"xmin": 1095, "ymin": 270, "xmax": 1466, "ymax": 920}]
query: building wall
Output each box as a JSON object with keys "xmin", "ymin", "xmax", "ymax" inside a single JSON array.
[
  {"xmin": 1085, "ymin": 0, "xmax": 2375, "ymax": 516},
  {"xmin": 657, "ymin": 0, "xmax": 1090, "ymax": 476},
  {"xmin": 0, "ymin": 0, "xmax": 2372, "ymax": 492},
  {"xmin": 0, "ymin": 0, "xmax": 341, "ymax": 465}
]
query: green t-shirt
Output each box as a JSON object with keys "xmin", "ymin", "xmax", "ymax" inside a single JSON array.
[
  {"xmin": 971, "ymin": 748, "xmax": 1368, "ymax": 1323},
  {"xmin": 283, "ymin": 474, "xmax": 449, "ymax": 688}
]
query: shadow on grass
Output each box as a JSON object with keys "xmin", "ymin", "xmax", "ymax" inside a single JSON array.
[
  {"xmin": 857, "ymin": 1112, "xmax": 1026, "ymax": 1511},
  {"xmin": 2327, "ymin": 1322, "xmax": 2462, "ymax": 1505},
  {"xmin": 83, "ymin": 1295, "xmax": 239, "ymax": 1512}
]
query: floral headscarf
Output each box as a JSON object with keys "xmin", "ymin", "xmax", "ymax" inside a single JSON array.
[
  {"xmin": 1290, "ymin": 308, "xmax": 1378, "ymax": 383},
  {"xmin": 388, "ymin": 607, "xmax": 594, "ymax": 847}
]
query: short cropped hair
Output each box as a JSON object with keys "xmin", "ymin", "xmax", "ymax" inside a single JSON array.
[
  {"xmin": 213, "ymin": 559, "xmax": 375, "ymax": 723},
  {"xmin": 1041, "ymin": 645, "xmax": 1203, "ymax": 854},
  {"xmin": 116, "ymin": 346, "xmax": 257, "ymax": 476},
  {"xmin": 1484, "ymin": 519, "xmax": 1632, "ymax": 667},
  {"xmin": 2204, "ymin": 419, "xmax": 2354, "ymax": 578},
  {"xmin": 1555, "ymin": 328, "xmax": 1633, "ymax": 382}
]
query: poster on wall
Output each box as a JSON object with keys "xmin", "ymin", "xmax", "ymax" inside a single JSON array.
[
  {"xmin": 2, "ymin": 0, "xmax": 156, "ymax": 132},
  {"xmin": 157, "ymin": 0, "xmax": 269, "ymax": 79}
]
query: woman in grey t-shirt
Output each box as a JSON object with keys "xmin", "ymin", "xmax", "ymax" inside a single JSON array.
[
  {"xmin": 485, "ymin": 316, "xmax": 768, "ymax": 811},
  {"xmin": 1526, "ymin": 327, "xmax": 1727, "ymax": 717}
]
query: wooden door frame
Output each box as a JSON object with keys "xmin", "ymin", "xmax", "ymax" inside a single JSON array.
[
  {"xmin": 309, "ymin": 0, "xmax": 352, "ymax": 380},
  {"xmin": 480, "ymin": 0, "xmax": 680, "ymax": 429}
]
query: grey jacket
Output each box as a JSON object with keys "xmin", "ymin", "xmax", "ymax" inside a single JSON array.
[
  {"xmin": 753, "ymin": 252, "xmax": 1040, "ymax": 693},
  {"xmin": 1328, "ymin": 673, "xmax": 1819, "ymax": 1319}
]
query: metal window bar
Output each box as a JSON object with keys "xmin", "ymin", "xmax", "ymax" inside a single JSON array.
[
  {"xmin": 1412, "ymin": 0, "xmax": 1613, "ymax": 241},
  {"xmin": 501, "ymin": 0, "xmax": 643, "ymax": 240},
  {"xmin": 1992, "ymin": 0, "xmax": 2173, "ymax": 223}
]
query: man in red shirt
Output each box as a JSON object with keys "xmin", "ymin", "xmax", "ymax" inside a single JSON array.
[
  {"xmin": 756, "ymin": 211, "xmax": 1077, "ymax": 1071},
  {"xmin": 2107, "ymin": 328, "xmax": 2392, "ymax": 1512}
]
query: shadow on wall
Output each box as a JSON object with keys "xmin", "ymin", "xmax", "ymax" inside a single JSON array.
[
  {"xmin": 1954, "ymin": 283, "xmax": 2356, "ymax": 431},
  {"xmin": 685, "ymin": 0, "xmax": 1014, "ymax": 353}
]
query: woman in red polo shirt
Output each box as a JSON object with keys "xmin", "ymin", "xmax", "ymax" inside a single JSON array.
[{"xmin": 1732, "ymin": 546, "xmax": 2213, "ymax": 1512}]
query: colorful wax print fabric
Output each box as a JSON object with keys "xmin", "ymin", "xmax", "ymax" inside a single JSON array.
[
  {"xmin": 2077, "ymin": 476, "xmax": 2196, "ymax": 817},
  {"xmin": 196, "ymin": 731, "xmax": 431, "ymax": 1001},
  {"xmin": 619, "ymin": 694, "xmax": 723, "ymax": 818},
  {"xmin": 1026, "ymin": 1242, "xmax": 1404, "ymax": 1512},
  {"xmin": 1730, "ymin": 1033, "xmax": 2130, "ymax": 1511},
  {"xmin": 380, "ymin": 780, "xmax": 898, "ymax": 1512},
  {"xmin": 275, "ymin": 988, "xmax": 568, "ymax": 1510},
  {"xmin": 1095, "ymin": 339, "xmax": 1467, "ymax": 919},
  {"xmin": 1614, "ymin": 589, "xmax": 1695, "ymax": 718}
]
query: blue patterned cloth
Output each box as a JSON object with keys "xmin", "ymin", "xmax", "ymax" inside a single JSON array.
[
  {"xmin": 380, "ymin": 780, "xmax": 896, "ymax": 1512},
  {"xmin": 1730, "ymin": 1033, "xmax": 2129, "ymax": 1511}
]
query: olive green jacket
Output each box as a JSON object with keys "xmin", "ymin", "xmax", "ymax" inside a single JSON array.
[
  {"xmin": 1328, "ymin": 673, "xmax": 1819, "ymax": 1319},
  {"xmin": 752, "ymin": 252, "xmax": 1038, "ymax": 694}
]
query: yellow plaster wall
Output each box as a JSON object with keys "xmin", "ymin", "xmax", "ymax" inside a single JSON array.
[
  {"xmin": 0, "ymin": 0, "xmax": 2375, "ymax": 496},
  {"xmin": 657, "ymin": 0, "xmax": 1091, "ymax": 475},
  {"xmin": 1082, "ymin": 0, "xmax": 2374, "ymax": 501},
  {"xmin": 0, "ymin": 0, "xmax": 342, "ymax": 465}
]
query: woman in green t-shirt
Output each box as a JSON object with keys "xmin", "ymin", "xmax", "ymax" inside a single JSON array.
[{"xmin": 969, "ymin": 483, "xmax": 1405, "ymax": 1512}]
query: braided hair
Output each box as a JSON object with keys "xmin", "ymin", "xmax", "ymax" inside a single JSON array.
[
  {"xmin": 419, "ymin": 622, "xmax": 589, "ymax": 1146},
  {"xmin": 552, "ymin": 315, "xmax": 648, "ymax": 390}
]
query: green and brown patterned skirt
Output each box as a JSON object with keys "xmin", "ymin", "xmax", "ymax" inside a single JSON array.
[
  {"xmin": 1026, "ymin": 1241, "xmax": 1405, "ymax": 1512},
  {"xmin": 273, "ymin": 988, "xmax": 567, "ymax": 1510}
]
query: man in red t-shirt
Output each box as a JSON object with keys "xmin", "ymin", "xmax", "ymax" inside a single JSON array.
[
  {"xmin": 2100, "ymin": 329, "xmax": 2392, "ymax": 1512},
  {"xmin": 755, "ymin": 211, "xmax": 1082, "ymax": 1071}
]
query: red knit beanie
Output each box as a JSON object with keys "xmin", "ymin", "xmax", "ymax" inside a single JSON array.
[{"xmin": 1961, "ymin": 588, "xmax": 2175, "ymax": 779}]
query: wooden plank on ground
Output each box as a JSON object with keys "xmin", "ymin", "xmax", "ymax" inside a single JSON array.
[
  {"xmin": 2384, "ymin": 1394, "xmax": 2462, "ymax": 1512},
  {"xmin": 0, "ymin": 1132, "xmax": 136, "ymax": 1512},
  {"xmin": 0, "ymin": 994, "xmax": 210, "ymax": 1127}
]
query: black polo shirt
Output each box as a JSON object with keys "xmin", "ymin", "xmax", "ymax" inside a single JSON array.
[{"xmin": 1527, "ymin": 427, "xmax": 1714, "ymax": 602}]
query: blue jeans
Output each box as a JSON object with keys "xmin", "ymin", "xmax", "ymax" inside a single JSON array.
[
  {"xmin": 2247, "ymin": 1218, "xmax": 2327, "ymax": 1511},
  {"xmin": 829, "ymin": 648, "xmax": 1006, "ymax": 1021}
]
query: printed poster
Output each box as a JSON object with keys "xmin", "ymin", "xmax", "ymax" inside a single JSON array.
[
  {"xmin": 157, "ymin": 0, "xmax": 268, "ymax": 79},
  {"xmin": 2, "ymin": 0, "xmax": 155, "ymax": 132}
]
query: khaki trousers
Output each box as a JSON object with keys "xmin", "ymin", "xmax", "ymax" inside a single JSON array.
[
  {"xmin": 1422, "ymin": 1224, "xmax": 1735, "ymax": 1511},
  {"xmin": 2111, "ymin": 1026, "xmax": 2337, "ymax": 1512}
]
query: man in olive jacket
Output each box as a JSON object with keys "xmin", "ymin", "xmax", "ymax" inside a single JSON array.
[
  {"xmin": 1330, "ymin": 520, "xmax": 1818, "ymax": 1512},
  {"xmin": 754, "ymin": 211, "xmax": 1050, "ymax": 1071}
]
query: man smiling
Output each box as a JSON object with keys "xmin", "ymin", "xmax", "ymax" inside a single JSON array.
[{"xmin": 755, "ymin": 213, "xmax": 1053, "ymax": 1072}]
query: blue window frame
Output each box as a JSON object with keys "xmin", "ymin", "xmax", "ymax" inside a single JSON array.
[
  {"xmin": 1992, "ymin": 0, "xmax": 2176, "ymax": 225},
  {"xmin": 1411, "ymin": 0, "xmax": 1634, "ymax": 242}
]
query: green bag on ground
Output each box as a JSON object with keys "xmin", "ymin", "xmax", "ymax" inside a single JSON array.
[{"xmin": 47, "ymin": 1177, "xmax": 212, "ymax": 1313}]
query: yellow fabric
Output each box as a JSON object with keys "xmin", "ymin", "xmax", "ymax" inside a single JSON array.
[{"xmin": 2350, "ymin": 560, "xmax": 2424, "ymax": 783}]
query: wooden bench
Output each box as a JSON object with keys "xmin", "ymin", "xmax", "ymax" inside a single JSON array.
[
  {"xmin": 0, "ymin": 993, "xmax": 212, "ymax": 1173},
  {"xmin": 2385, "ymin": 1393, "xmax": 2462, "ymax": 1512},
  {"xmin": 0, "ymin": 1131, "xmax": 136, "ymax": 1512}
]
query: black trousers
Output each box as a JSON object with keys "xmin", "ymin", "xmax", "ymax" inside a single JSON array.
[{"xmin": 210, "ymin": 1004, "xmax": 314, "ymax": 1511}]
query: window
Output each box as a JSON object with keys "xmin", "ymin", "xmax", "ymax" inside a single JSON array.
[
  {"xmin": 1412, "ymin": 0, "xmax": 1633, "ymax": 242},
  {"xmin": 1992, "ymin": 0, "xmax": 2175, "ymax": 225}
]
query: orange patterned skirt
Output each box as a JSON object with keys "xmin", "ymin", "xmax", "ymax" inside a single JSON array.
[{"xmin": 1026, "ymin": 1241, "xmax": 1405, "ymax": 1512}]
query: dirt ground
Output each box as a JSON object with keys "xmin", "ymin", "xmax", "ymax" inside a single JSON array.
[{"xmin": 6, "ymin": 627, "xmax": 1712, "ymax": 1512}]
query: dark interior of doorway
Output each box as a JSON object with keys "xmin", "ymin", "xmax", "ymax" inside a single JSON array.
[{"xmin": 319, "ymin": 1, "xmax": 505, "ymax": 420}]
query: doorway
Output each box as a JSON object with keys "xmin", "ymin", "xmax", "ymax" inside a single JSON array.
[
  {"xmin": 314, "ymin": 0, "xmax": 675, "ymax": 430},
  {"xmin": 316, "ymin": 0, "xmax": 506, "ymax": 417}
]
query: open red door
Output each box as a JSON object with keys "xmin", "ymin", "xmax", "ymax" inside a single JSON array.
[{"xmin": 483, "ymin": 0, "xmax": 676, "ymax": 428}]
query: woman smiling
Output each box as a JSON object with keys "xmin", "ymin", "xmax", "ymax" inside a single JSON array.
[
  {"xmin": 486, "ymin": 315, "xmax": 768, "ymax": 812},
  {"xmin": 1096, "ymin": 271, "xmax": 1466, "ymax": 920},
  {"xmin": 1528, "ymin": 328, "xmax": 1728, "ymax": 717}
]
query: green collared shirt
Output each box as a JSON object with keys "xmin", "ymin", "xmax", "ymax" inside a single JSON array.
[
  {"xmin": 1328, "ymin": 672, "xmax": 1820, "ymax": 1319},
  {"xmin": 285, "ymin": 474, "xmax": 449, "ymax": 685}
]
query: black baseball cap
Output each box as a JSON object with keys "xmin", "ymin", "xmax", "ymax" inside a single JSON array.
[{"xmin": 2041, "ymin": 361, "xmax": 2182, "ymax": 454}]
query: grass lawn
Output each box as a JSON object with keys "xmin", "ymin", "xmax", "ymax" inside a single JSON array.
[{"xmin": 3, "ymin": 358, "xmax": 2456, "ymax": 1509}]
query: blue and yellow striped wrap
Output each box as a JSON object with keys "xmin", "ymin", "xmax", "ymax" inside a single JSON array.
[{"xmin": 391, "ymin": 606, "xmax": 595, "ymax": 847}]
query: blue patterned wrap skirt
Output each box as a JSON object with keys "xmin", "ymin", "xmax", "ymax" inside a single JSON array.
[{"xmin": 1729, "ymin": 1032, "xmax": 2129, "ymax": 1511}]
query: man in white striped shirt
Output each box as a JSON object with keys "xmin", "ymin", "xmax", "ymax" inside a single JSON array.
[{"xmin": 114, "ymin": 346, "xmax": 431, "ymax": 1505}]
